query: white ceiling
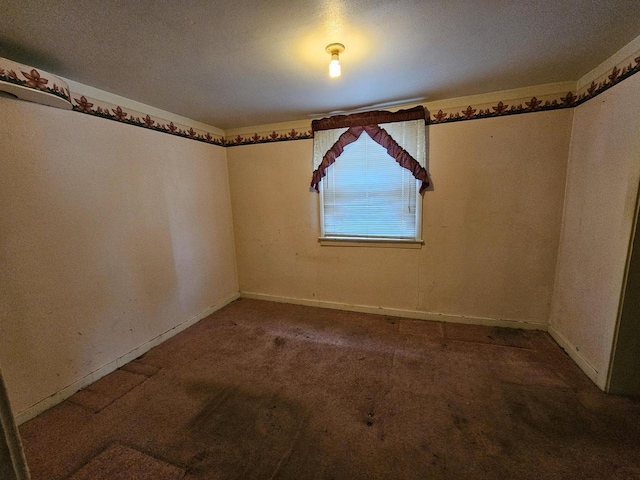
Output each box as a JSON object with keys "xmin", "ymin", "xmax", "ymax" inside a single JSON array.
[{"xmin": 1, "ymin": 0, "xmax": 639, "ymax": 129}]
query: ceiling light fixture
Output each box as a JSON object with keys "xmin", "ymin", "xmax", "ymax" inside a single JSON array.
[{"xmin": 326, "ymin": 43, "xmax": 345, "ymax": 78}]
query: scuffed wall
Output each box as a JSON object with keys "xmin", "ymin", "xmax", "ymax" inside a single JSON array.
[
  {"xmin": 550, "ymin": 73, "xmax": 640, "ymax": 388},
  {"xmin": 0, "ymin": 96, "xmax": 238, "ymax": 417},
  {"xmin": 228, "ymin": 109, "xmax": 572, "ymax": 326}
]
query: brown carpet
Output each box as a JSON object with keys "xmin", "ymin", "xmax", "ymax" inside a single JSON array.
[
  {"xmin": 68, "ymin": 369, "xmax": 148, "ymax": 414},
  {"xmin": 68, "ymin": 443, "xmax": 185, "ymax": 480},
  {"xmin": 19, "ymin": 299, "xmax": 640, "ymax": 479}
]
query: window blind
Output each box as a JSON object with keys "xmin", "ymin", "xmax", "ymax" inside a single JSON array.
[{"xmin": 322, "ymin": 131, "xmax": 418, "ymax": 239}]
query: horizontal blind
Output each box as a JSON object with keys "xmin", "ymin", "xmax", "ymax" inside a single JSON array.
[{"xmin": 322, "ymin": 131, "xmax": 417, "ymax": 239}]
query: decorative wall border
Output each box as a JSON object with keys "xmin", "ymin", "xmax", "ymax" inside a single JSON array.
[
  {"xmin": 71, "ymin": 94, "xmax": 312, "ymax": 146},
  {"xmin": 70, "ymin": 94, "xmax": 225, "ymax": 146},
  {"xmin": 426, "ymin": 53, "xmax": 640, "ymax": 126},
  {"xmin": 0, "ymin": 67, "xmax": 70, "ymax": 103},
  {"xmin": 224, "ymin": 128, "xmax": 313, "ymax": 146},
  {"xmin": 0, "ymin": 56, "xmax": 226, "ymax": 147},
  {"xmin": 575, "ymin": 53, "xmax": 640, "ymax": 103},
  {"xmin": 428, "ymin": 94, "xmax": 574, "ymax": 125},
  {"xmin": 0, "ymin": 58, "xmax": 72, "ymax": 110},
  {"xmin": 2, "ymin": 52, "xmax": 639, "ymax": 148}
]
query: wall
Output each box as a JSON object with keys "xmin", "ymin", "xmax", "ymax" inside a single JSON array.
[
  {"xmin": 228, "ymin": 109, "xmax": 572, "ymax": 327},
  {"xmin": 550, "ymin": 73, "xmax": 640, "ymax": 389},
  {"xmin": 0, "ymin": 96, "xmax": 238, "ymax": 419}
]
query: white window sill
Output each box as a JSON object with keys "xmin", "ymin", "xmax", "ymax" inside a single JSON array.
[{"xmin": 318, "ymin": 237, "xmax": 424, "ymax": 249}]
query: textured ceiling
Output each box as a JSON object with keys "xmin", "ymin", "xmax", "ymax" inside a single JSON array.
[{"xmin": 1, "ymin": 0, "xmax": 639, "ymax": 129}]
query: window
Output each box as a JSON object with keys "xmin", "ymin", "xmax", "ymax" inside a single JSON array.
[
  {"xmin": 320, "ymin": 131, "xmax": 421, "ymax": 240},
  {"xmin": 310, "ymin": 107, "xmax": 429, "ymax": 245}
]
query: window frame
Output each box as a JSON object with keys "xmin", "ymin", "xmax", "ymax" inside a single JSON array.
[
  {"xmin": 310, "ymin": 107, "xmax": 428, "ymax": 247},
  {"xmin": 318, "ymin": 160, "xmax": 424, "ymax": 247}
]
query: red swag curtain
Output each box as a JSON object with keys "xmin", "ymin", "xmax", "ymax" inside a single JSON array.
[
  {"xmin": 311, "ymin": 105, "xmax": 426, "ymax": 131},
  {"xmin": 310, "ymin": 107, "xmax": 429, "ymax": 193}
]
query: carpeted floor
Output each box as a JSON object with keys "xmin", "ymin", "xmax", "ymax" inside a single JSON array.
[{"xmin": 19, "ymin": 299, "xmax": 640, "ymax": 479}]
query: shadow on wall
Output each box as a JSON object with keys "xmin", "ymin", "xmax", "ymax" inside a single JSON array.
[
  {"xmin": 0, "ymin": 367, "xmax": 29, "ymax": 479},
  {"xmin": 0, "ymin": 36, "xmax": 62, "ymax": 73}
]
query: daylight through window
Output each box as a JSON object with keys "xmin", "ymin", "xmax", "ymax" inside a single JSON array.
[
  {"xmin": 321, "ymin": 131, "xmax": 419, "ymax": 240},
  {"xmin": 310, "ymin": 107, "xmax": 429, "ymax": 244}
]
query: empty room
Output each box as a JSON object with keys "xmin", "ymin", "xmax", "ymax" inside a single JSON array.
[{"xmin": 1, "ymin": 1, "xmax": 640, "ymax": 479}]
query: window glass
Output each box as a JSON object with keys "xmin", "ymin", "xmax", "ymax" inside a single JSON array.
[{"xmin": 321, "ymin": 131, "xmax": 419, "ymax": 239}]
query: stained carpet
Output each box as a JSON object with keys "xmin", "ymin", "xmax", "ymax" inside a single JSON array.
[
  {"xmin": 68, "ymin": 443, "xmax": 185, "ymax": 480},
  {"xmin": 19, "ymin": 299, "xmax": 640, "ymax": 479}
]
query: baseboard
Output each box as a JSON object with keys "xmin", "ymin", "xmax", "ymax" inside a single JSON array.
[
  {"xmin": 15, "ymin": 291, "xmax": 240, "ymax": 425},
  {"xmin": 240, "ymin": 292, "xmax": 548, "ymax": 331},
  {"xmin": 548, "ymin": 324, "xmax": 600, "ymax": 387}
]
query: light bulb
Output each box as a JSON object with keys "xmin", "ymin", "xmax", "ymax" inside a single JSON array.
[
  {"xmin": 329, "ymin": 55, "xmax": 341, "ymax": 78},
  {"xmin": 325, "ymin": 43, "xmax": 345, "ymax": 78}
]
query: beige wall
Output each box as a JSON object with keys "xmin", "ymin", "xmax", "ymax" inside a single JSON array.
[
  {"xmin": 228, "ymin": 109, "xmax": 572, "ymax": 326},
  {"xmin": 550, "ymin": 73, "xmax": 640, "ymax": 389},
  {"xmin": 0, "ymin": 97, "xmax": 238, "ymax": 415}
]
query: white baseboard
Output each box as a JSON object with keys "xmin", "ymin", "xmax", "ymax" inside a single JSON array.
[
  {"xmin": 240, "ymin": 292, "xmax": 548, "ymax": 331},
  {"xmin": 548, "ymin": 324, "xmax": 601, "ymax": 388},
  {"xmin": 15, "ymin": 292, "xmax": 240, "ymax": 425}
]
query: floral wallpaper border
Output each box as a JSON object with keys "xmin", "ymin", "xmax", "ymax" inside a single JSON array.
[
  {"xmin": 0, "ymin": 59, "xmax": 71, "ymax": 104},
  {"xmin": 70, "ymin": 92, "xmax": 315, "ymax": 146},
  {"xmin": 426, "ymin": 53, "xmax": 640, "ymax": 126},
  {"xmin": 71, "ymin": 94, "xmax": 313, "ymax": 147},
  {"xmin": 2, "ymin": 52, "xmax": 639, "ymax": 148},
  {"xmin": 223, "ymin": 128, "xmax": 314, "ymax": 147},
  {"xmin": 0, "ymin": 56, "xmax": 225, "ymax": 146},
  {"xmin": 71, "ymin": 94, "xmax": 225, "ymax": 146}
]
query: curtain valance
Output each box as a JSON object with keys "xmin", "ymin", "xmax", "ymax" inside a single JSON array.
[
  {"xmin": 311, "ymin": 105, "xmax": 426, "ymax": 131},
  {"xmin": 310, "ymin": 107, "xmax": 429, "ymax": 193}
]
